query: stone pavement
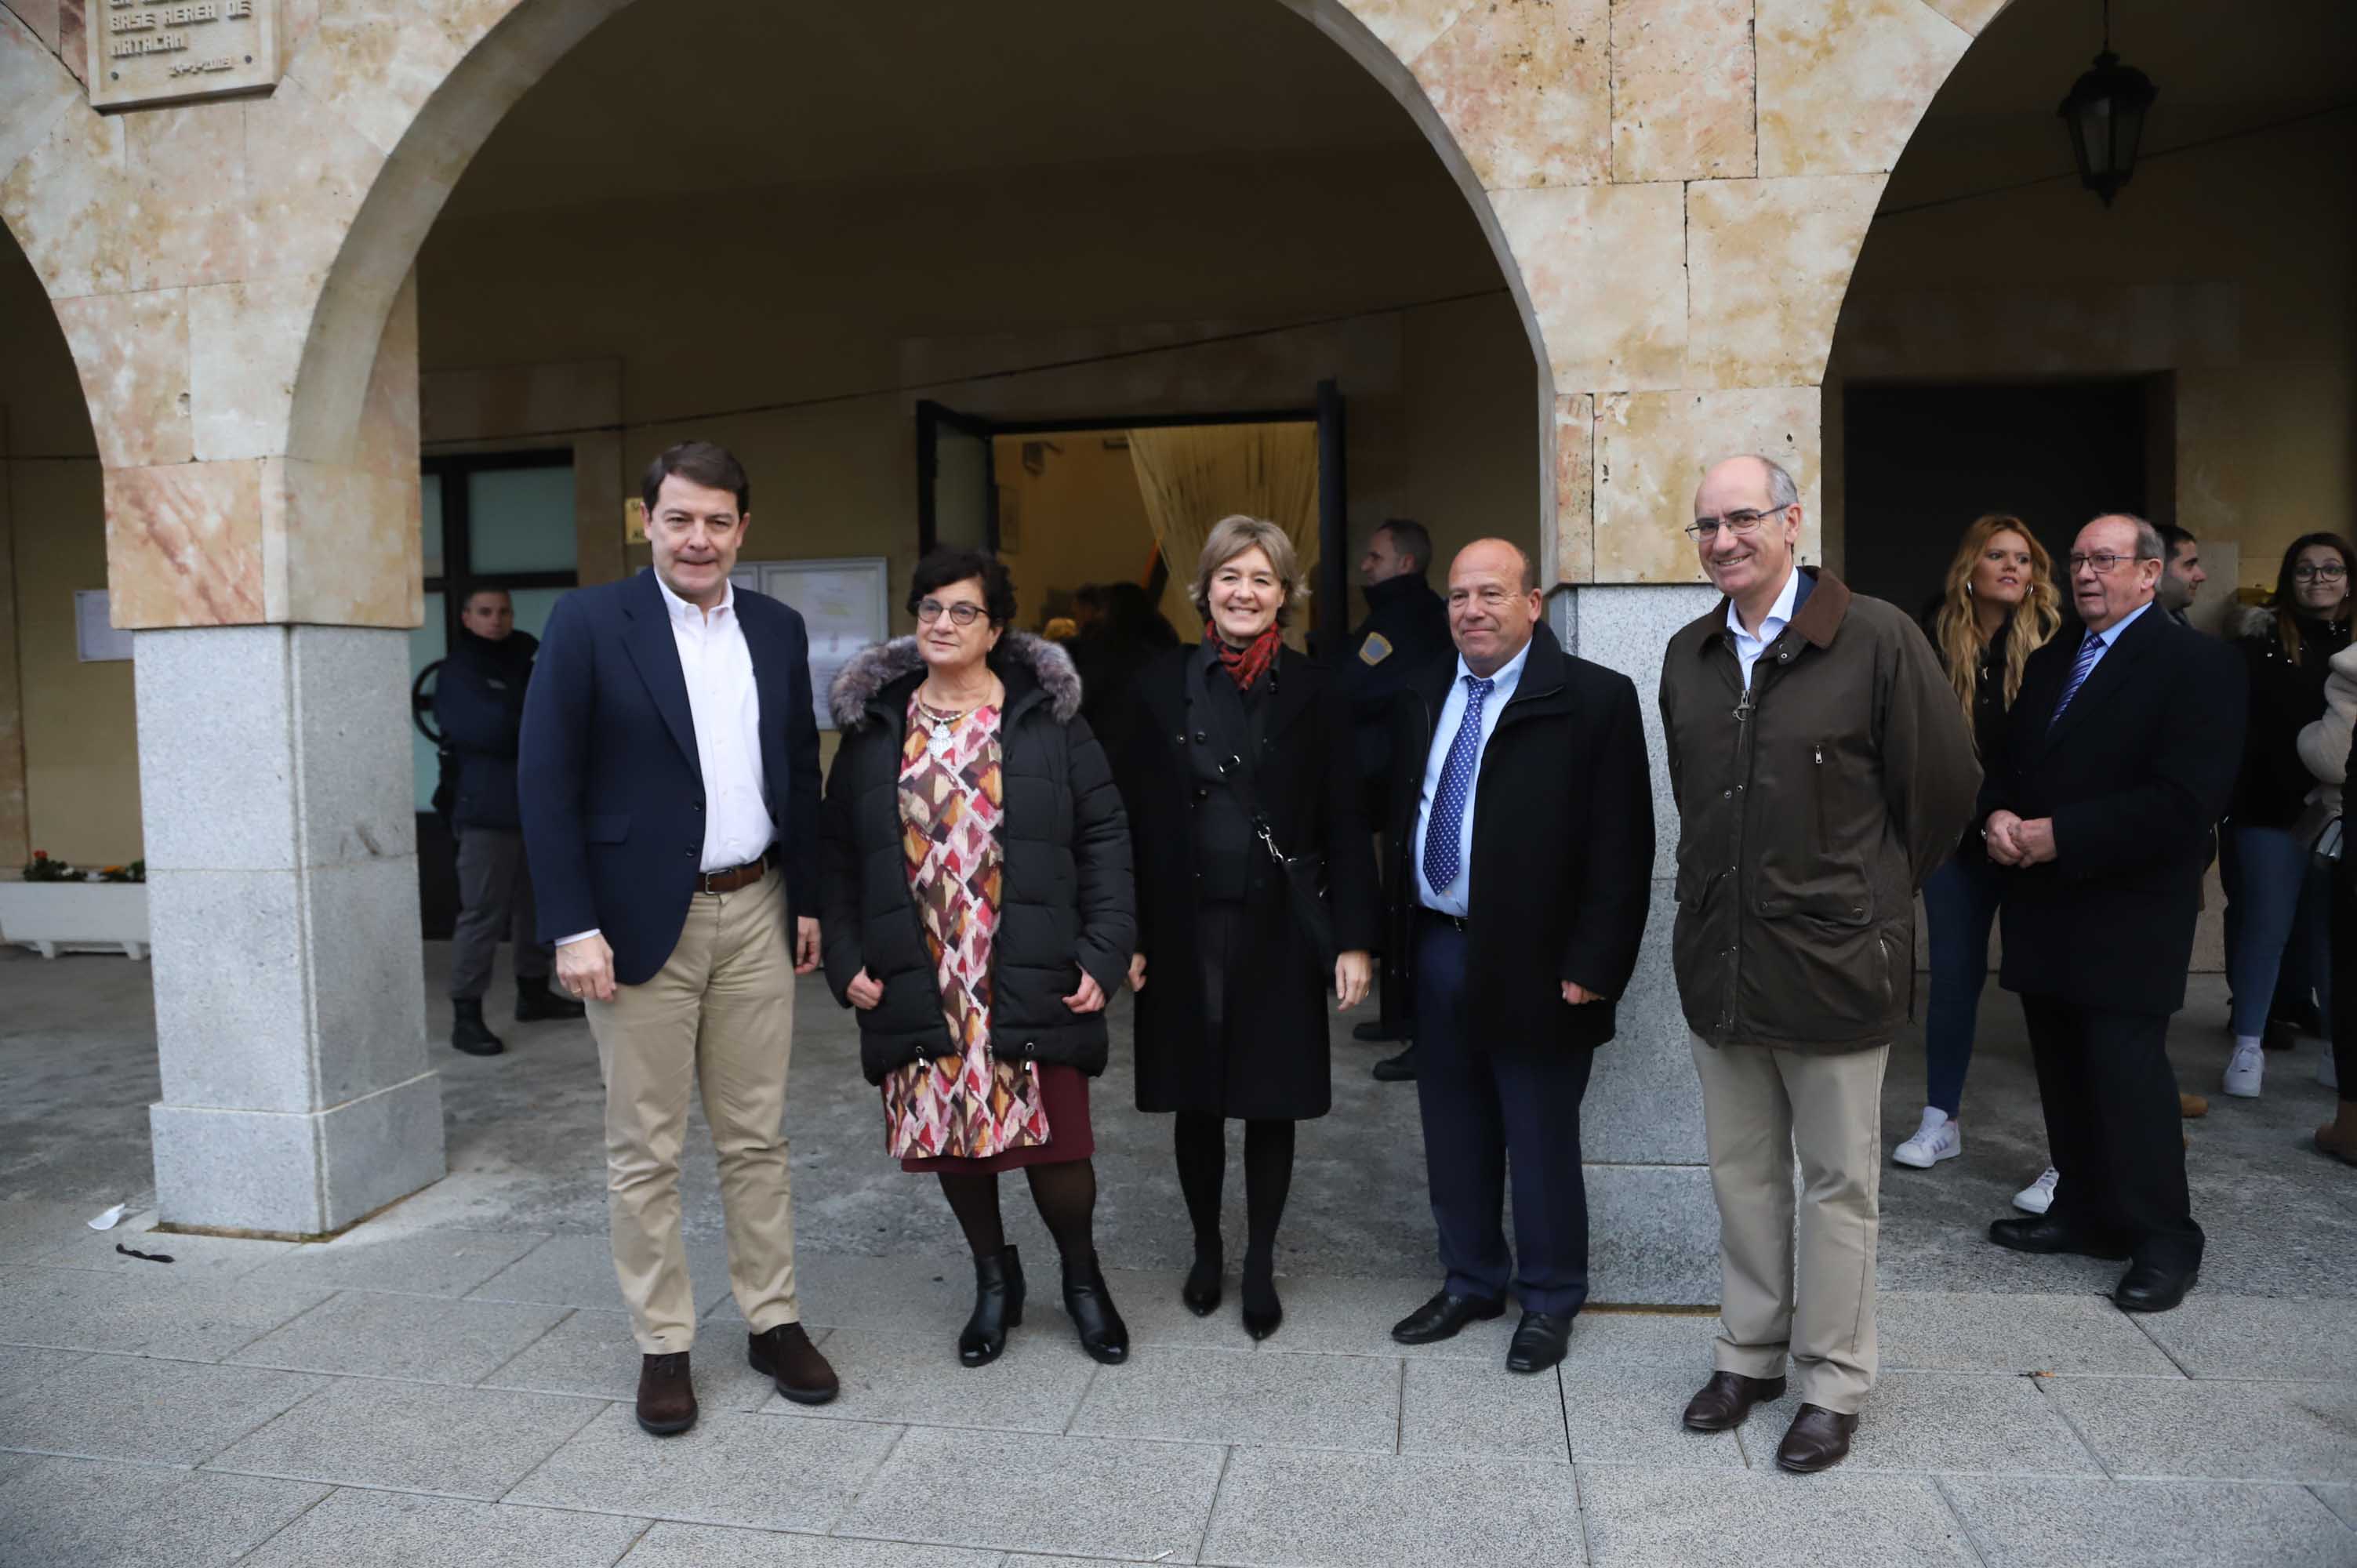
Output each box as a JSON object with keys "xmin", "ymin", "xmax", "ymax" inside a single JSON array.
[{"xmin": 4, "ymin": 945, "xmax": 2356, "ymax": 1565}]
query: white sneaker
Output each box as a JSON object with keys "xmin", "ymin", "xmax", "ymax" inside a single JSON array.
[
  {"xmin": 2012, "ymin": 1167, "xmax": 2059, "ymax": 1214},
  {"xmin": 1893, "ymin": 1107, "xmax": 1961, "ymax": 1169},
  {"xmin": 2222, "ymin": 1040, "xmax": 2264, "ymax": 1098},
  {"xmin": 2322, "ymin": 1052, "xmax": 2340, "ymax": 1092}
]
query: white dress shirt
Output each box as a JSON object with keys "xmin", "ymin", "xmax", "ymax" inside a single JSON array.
[
  {"xmin": 557, "ymin": 575, "xmax": 773, "ymax": 948},
  {"xmin": 2075, "ymin": 599, "xmax": 2153, "ymax": 680},
  {"xmin": 1727, "ymin": 564, "xmax": 1802, "ymax": 690},
  {"xmin": 1412, "ymin": 637, "xmax": 1532, "ymax": 916}
]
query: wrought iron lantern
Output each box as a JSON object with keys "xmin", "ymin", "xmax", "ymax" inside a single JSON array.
[{"xmin": 2057, "ymin": 2, "xmax": 2158, "ymax": 206}]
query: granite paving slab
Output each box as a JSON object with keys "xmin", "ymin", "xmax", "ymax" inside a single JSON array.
[
  {"xmin": 1229, "ymin": 1272, "xmax": 1517, "ymax": 1362},
  {"xmin": 624, "ymin": 1523, "xmax": 1004, "ymax": 1567},
  {"xmin": 0, "ymin": 1456, "xmax": 329, "ymax": 1568},
  {"xmin": 0, "ymin": 1262, "xmax": 332, "ymax": 1362},
  {"xmin": 479, "ymin": 1308, "xmax": 783, "ymax": 1410},
  {"xmin": 205, "ymin": 1376, "xmax": 604, "ymax": 1498},
  {"xmin": 2130, "ymin": 1294, "xmax": 2357, "ymax": 1381},
  {"xmin": 2041, "ymin": 1376, "xmax": 2357, "ymax": 1483},
  {"xmin": 1066, "ymin": 1343, "xmax": 1401, "ymax": 1452},
  {"xmin": 0, "ymin": 1341, "xmax": 85, "ymax": 1403},
  {"xmin": 2315, "ymin": 1485, "xmax": 2357, "ymax": 1532},
  {"xmin": 0, "ymin": 1352, "xmax": 324, "ymax": 1466},
  {"xmin": 228, "ymin": 1287, "xmax": 571, "ymax": 1385},
  {"xmin": 1557, "ymin": 1309, "xmax": 1720, "ymax": 1370},
  {"xmin": 237, "ymin": 1487, "xmax": 652, "ymax": 1568},
  {"xmin": 0, "ymin": 1200, "xmax": 105, "ymax": 1267},
  {"xmin": 32, "ymin": 1221, "xmax": 298, "ymax": 1283},
  {"xmin": 1200, "ymin": 1447, "xmax": 1585, "ymax": 1568},
  {"xmin": 247, "ymin": 1229, "xmax": 548, "ymax": 1298},
  {"xmin": 1556, "ymin": 1361, "xmax": 1746, "ymax": 1468},
  {"xmin": 770, "ymin": 1254, "xmax": 975, "ymax": 1336},
  {"xmin": 1576, "ymin": 1463, "xmax": 1977, "ymax": 1567},
  {"xmin": 835, "ymin": 1426, "xmax": 1224, "ymax": 1561},
  {"xmin": 1063, "ymin": 1266, "xmax": 1260, "ymax": 1352},
  {"xmin": 506, "ymin": 1405, "xmax": 899, "ymax": 1533},
  {"xmin": 1937, "ymin": 1474, "xmax": 2357, "ymax": 1567},
  {"xmin": 1401, "ymin": 1356, "xmax": 1570, "ymax": 1461},
  {"xmin": 1843, "ymin": 1371, "xmax": 2105, "ymax": 1476},
  {"xmin": 1879, "ymin": 1291, "xmax": 2183, "ymax": 1376},
  {"xmin": 765, "ymin": 1326, "xmax": 1098, "ymax": 1432},
  {"xmin": 469, "ymin": 1232, "xmax": 738, "ymax": 1315}
]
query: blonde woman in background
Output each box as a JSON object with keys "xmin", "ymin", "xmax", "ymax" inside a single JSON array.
[{"xmin": 1894, "ymin": 517, "xmax": 2061, "ymax": 1192}]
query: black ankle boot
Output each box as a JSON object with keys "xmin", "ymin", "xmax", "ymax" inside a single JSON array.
[
  {"xmin": 515, "ymin": 975, "xmax": 586, "ymax": 1022},
  {"xmin": 960, "ymin": 1247, "xmax": 1025, "ymax": 1367},
  {"xmin": 1182, "ymin": 1243, "xmax": 1222, "ymax": 1317},
  {"xmin": 1062, "ymin": 1252, "xmax": 1128, "ymax": 1365},
  {"xmin": 450, "ymin": 998, "xmax": 505, "ymax": 1056},
  {"xmin": 1240, "ymin": 1252, "xmax": 1282, "ymax": 1341}
]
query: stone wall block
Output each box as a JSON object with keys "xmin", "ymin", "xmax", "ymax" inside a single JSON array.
[
  {"xmin": 1594, "ymin": 390, "xmax": 1819, "ymax": 583},
  {"xmin": 267, "ymin": 458, "xmax": 422, "ymax": 628},
  {"xmin": 1608, "ymin": 0, "xmax": 1757, "ymax": 183},
  {"xmin": 53, "ymin": 288, "xmax": 192, "ymax": 469},
  {"xmin": 1687, "ymin": 173, "xmax": 1885, "ymax": 389},
  {"xmin": 0, "ymin": 107, "xmax": 133, "ymax": 299},
  {"xmin": 1585, "ymin": 880, "xmax": 1710, "ymax": 1162},
  {"xmin": 1586, "ymin": 1162, "xmax": 1720, "ymax": 1305},
  {"xmin": 1335, "ymin": 0, "xmax": 1481, "ymax": 65},
  {"xmin": 354, "ymin": 268, "xmax": 421, "ymax": 481},
  {"xmin": 282, "ymin": 0, "xmax": 499, "ymax": 158},
  {"xmin": 104, "ymin": 459, "xmax": 267, "ymax": 627},
  {"xmin": 189, "ymin": 274, "xmax": 321, "ymax": 466},
  {"xmin": 134, "ymin": 624, "xmax": 296, "ymax": 869},
  {"xmin": 124, "ymin": 103, "xmax": 250, "ymax": 292},
  {"xmin": 1553, "ymin": 392, "xmax": 1596, "ymax": 583},
  {"xmin": 147, "ymin": 868, "xmax": 313, "ymax": 1110},
  {"xmin": 0, "ymin": 5, "xmax": 81, "ymax": 187},
  {"xmin": 8, "ymin": 0, "xmax": 60, "ymax": 50},
  {"xmin": 243, "ymin": 74, "xmax": 390, "ymax": 286},
  {"xmin": 1573, "ymin": 581, "xmax": 1719, "ymax": 874},
  {"xmin": 1494, "ymin": 181, "xmax": 1687, "ymax": 392},
  {"xmin": 1411, "ymin": 0, "xmax": 1611, "ymax": 192},
  {"xmin": 151, "ymin": 1072, "xmax": 443, "ymax": 1236},
  {"xmin": 55, "ymin": 0, "xmax": 82, "ymax": 85},
  {"xmin": 302, "ymin": 855, "xmax": 431, "ymax": 1108},
  {"xmin": 1923, "ymin": 0, "xmax": 2008, "ymax": 34},
  {"xmin": 1756, "ymin": 0, "xmax": 1969, "ymax": 177},
  {"xmin": 287, "ymin": 625, "xmax": 420, "ymax": 870}
]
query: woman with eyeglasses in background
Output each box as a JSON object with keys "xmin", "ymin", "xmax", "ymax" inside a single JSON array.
[{"xmin": 2220, "ymin": 532, "xmax": 2357, "ymax": 1099}]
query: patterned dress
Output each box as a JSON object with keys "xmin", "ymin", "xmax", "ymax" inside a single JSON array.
[{"xmin": 882, "ymin": 695, "xmax": 1055, "ymax": 1164}]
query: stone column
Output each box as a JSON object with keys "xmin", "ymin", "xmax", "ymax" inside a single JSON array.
[{"xmin": 137, "ymin": 624, "xmax": 444, "ymax": 1236}]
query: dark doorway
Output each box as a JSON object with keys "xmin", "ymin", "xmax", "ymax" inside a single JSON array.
[{"xmin": 1843, "ymin": 379, "xmax": 2155, "ymax": 622}]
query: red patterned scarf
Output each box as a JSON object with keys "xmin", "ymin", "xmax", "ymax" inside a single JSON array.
[{"xmin": 1215, "ymin": 625, "xmax": 1284, "ymax": 691}]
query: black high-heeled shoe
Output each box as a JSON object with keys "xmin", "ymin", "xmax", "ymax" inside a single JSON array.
[
  {"xmin": 1182, "ymin": 1244, "xmax": 1222, "ymax": 1317},
  {"xmin": 1240, "ymin": 1254, "xmax": 1282, "ymax": 1341},
  {"xmin": 1062, "ymin": 1252, "xmax": 1129, "ymax": 1364},
  {"xmin": 959, "ymin": 1246, "xmax": 1024, "ymax": 1367}
]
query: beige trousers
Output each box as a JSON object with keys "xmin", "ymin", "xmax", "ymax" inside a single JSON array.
[
  {"xmin": 1688, "ymin": 1033, "xmax": 1888, "ymax": 1414},
  {"xmin": 587, "ymin": 867, "xmax": 799, "ymax": 1352}
]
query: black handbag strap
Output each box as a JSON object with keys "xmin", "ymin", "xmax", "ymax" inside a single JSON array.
[{"xmin": 1218, "ymin": 753, "xmax": 1299, "ymax": 871}]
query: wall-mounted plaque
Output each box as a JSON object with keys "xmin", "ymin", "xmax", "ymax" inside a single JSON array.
[{"xmin": 88, "ymin": 0, "xmax": 280, "ymax": 112}]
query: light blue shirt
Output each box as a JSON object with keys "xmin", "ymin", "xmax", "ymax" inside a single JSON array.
[
  {"xmin": 1726, "ymin": 564, "xmax": 1801, "ymax": 691},
  {"xmin": 1413, "ymin": 637, "xmax": 1533, "ymax": 916},
  {"xmin": 2076, "ymin": 599, "xmax": 2153, "ymax": 676}
]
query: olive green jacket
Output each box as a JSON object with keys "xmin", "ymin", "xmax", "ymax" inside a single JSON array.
[{"xmin": 1658, "ymin": 568, "xmax": 1980, "ymax": 1051}]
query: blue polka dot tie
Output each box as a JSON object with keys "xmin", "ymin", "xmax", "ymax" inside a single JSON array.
[{"xmin": 1422, "ymin": 674, "xmax": 1494, "ymax": 896}]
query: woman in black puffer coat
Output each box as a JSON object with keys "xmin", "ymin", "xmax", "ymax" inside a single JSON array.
[{"xmin": 820, "ymin": 549, "xmax": 1136, "ymax": 1369}]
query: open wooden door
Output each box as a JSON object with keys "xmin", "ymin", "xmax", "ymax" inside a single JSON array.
[{"xmin": 916, "ymin": 401, "xmax": 998, "ymax": 555}]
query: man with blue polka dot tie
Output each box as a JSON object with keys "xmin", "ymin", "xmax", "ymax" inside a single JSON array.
[{"xmin": 1382, "ymin": 539, "xmax": 1654, "ymax": 1377}]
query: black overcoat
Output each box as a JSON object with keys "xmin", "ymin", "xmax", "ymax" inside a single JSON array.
[
  {"xmin": 1976, "ymin": 605, "xmax": 2246, "ymax": 1016},
  {"xmin": 1382, "ymin": 622, "xmax": 1654, "ymax": 1050},
  {"xmin": 818, "ymin": 634, "xmax": 1135, "ymax": 1086},
  {"xmin": 1116, "ymin": 643, "xmax": 1379, "ymax": 1120}
]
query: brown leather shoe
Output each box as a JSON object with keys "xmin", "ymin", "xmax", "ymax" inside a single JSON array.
[
  {"xmin": 635, "ymin": 1350, "xmax": 696, "ymax": 1436},
  {"xmin": 2179, "ymin": 1092, "xmax": 2208, "ymax": 1119},
  {"xmin": 1680, "ymin": 1370, "xmax": 1786, "ymax": 1432},
  {"xmin": 748, "ymin": 1322, "xmax": 838, "ymax": 1406},
  {"xmin": 1774, "ymin": 1403, "xmax": 1858, "ymax": 1472}
]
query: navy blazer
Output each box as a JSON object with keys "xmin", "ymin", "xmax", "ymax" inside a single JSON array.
[{"xmin": 519, "ymin": 568, "xmax": 823, "ymax": 986}]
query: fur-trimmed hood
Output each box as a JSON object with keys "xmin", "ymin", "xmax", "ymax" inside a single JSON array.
[{"xmin": 830, "ymin": 632, "xmax": 1082, "ymax": 729}]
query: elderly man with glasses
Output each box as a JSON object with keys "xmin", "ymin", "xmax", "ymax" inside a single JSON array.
[{"xmin": 1978, "ymin": 514, "xmax": 2246, "ymax": 1315}]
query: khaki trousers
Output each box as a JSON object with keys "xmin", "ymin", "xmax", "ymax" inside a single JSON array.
[
  {"xmin": 587, "ymin": 866, "xmax": 799, "ymax": 1352},
  {"xmin": 1688, "ymin": 1033, "xmax": 1888, "ymax": 1414}
]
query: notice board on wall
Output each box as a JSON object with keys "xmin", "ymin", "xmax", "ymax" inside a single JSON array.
[{"xmin": 728, "ymin": 558, "xmax": 890, "ymax": 731}]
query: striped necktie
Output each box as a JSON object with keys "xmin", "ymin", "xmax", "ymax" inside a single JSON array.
[
  {"xmin": 2049, "ymin": 630, "xmax": 2105, "ymax": 725},
  {"xmin": 1422, "ymin": 675, "xmax": 1494, "ymax": 895}
]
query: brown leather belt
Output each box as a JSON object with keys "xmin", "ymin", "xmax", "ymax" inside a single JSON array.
[{"xmin": 694, "ymin": 852, "xmax": 771, "ymax": 895}]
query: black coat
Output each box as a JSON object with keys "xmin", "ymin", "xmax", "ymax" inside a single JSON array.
[
  {"xmin": 435, "ymin": 628, "xmax": 539, "ymax": 832},
  {"xmin": 1977, "ymin": 605, "xmax": 2246, "ymax": 1015},
  {"xmin": 1116, "ymin": 643, "xmax": 1378, "ymax": 1120},
  {"xmin": 1384, "ymin": 623, "xmax": 1654, "ymax": 1050},
  {"xmin": 819, "ymin": 633, "xmax": 1135, "ymax": 1086},
  {"xmin": 1342, "ymin": 574, "xmax": 1452, "ymax": 816},
  {"xmin": 2230, "ymin": 609, "xmax": 2348, "ymax": 828}
]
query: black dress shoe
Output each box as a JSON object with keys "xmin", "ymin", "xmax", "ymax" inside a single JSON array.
[
  {"xmin": 2113, "ymin": 1259, "xmax": 2197, "ymax": 1313},
  {"xmin": 1240, "ymin": 1252, "xmax": 1282, "ymax": 1341},
  {"xmin": 1505, "ymin": 1311, "xmax": 1571, "ymax": 1374},
  {"xmin": 1182, "ymin": 1243, "xmax": 1222, "ymax": 1317},
  {"xmin": 959, "ymin": 1246, "xmax": 1024, "ymax": 1367},
  {"xmin": 1988, "ymin": 1215, "xmax": 2130, "ymax": 1259},
  {"xmin": 1371, "ymin": 1046, "xmax": 1418, "ymax": 1083},
  {"xmin": 635, "ymin": 1350, "xmax": 696, "ymax": 1436},
  {"xmin": 1775, "ymin": 1403, "xmax": 1858, "ymax": 1473},
  {"xmin": 1391, "ymin": 1289, "xmax": 1505, "ymax": 1345},
  {"xmin": 1681, "ymin": 1370, "xmax": 1787, "ymax": 1432},
  {"xmin": 1352, "ymin": 1019, "xmax": 1411, "ymax": 1044},
  {"xmin": 1062, "ymin": 1253, "xmax": 1129, "ymax": 1364}
]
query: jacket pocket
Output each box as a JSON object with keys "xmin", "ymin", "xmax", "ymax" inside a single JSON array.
[{"xmin": 585, "ymin": 812, "xmax": 630, "ymax": 844}]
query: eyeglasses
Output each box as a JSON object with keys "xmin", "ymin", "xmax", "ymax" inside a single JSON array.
[
  {"xmin": 2294, "ymin": 563, "xmax": 2348, "ymax": 583},
  {"xmin": 915, "ymin": 598, "xmax": 988, "ymax": 627},
  {"xmin": 1686, "ymin": 506, "xmax": 1789, "ymax": 542},
  {"xmin": 2066, "ymin": 552, "xmax": 2145, "ymax": 575}
]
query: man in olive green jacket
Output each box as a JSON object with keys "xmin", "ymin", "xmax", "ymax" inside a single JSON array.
[{"xmin": 1658, "ymin": 455, "xmax": 1978, "ymax": 1475}]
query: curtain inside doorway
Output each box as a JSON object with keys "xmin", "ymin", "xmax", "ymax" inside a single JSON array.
[{"xmin": 1127, "ymin": 423, "xmax": 1319, "ymax": 644}]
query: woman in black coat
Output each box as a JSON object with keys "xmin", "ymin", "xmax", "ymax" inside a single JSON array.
[
  {"xmin": 820, "ymin": 550, "xmax": 1137, "ymax": 1367},
  {"xmin": 1115, "ymin": 516, "xmax": 1378, "ymax": 1341}
]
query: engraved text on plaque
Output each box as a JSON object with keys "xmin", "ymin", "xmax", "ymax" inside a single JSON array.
[{"xmin": 88, "ymin": 0, "xmax": 281, "ymax": 111}]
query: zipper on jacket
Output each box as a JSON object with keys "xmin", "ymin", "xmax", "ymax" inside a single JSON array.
[
  {"xmin": 1813, "ymin": 739, "xmax": 1829, "ymax": 851},
  {"xmin": 1721, "ymin": 674, "xmax": 1756, "ymax": 1039}
]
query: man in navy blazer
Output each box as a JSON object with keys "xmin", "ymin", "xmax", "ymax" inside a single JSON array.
[{"xmin": 521, "ymin": 441, "xmax": 837, "ymax": 1436}]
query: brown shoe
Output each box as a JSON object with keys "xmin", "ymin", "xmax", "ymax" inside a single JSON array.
[
  {"xmin": 635, "ymin": 1351, "xmax": 696, "ymax": 1436},
  {"xmin": 1681, "ymin": 1370, "xmax": 1786, "ymax": 1432},
  {"xmin": 2318, "ymin": 1101, "xmax": 2357, "ymax": 1166},
  {"xmin": 749, "ymin": 1322, "xmax": 838, "ymax": 1406},
  {"xmin": 1774, "ymin": 1403, "xmax": 1858, "ymax": 1473},
  {"xmin": 2179, "ymin": 1092, "xmax": 2208, "ymax": 1119}
]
